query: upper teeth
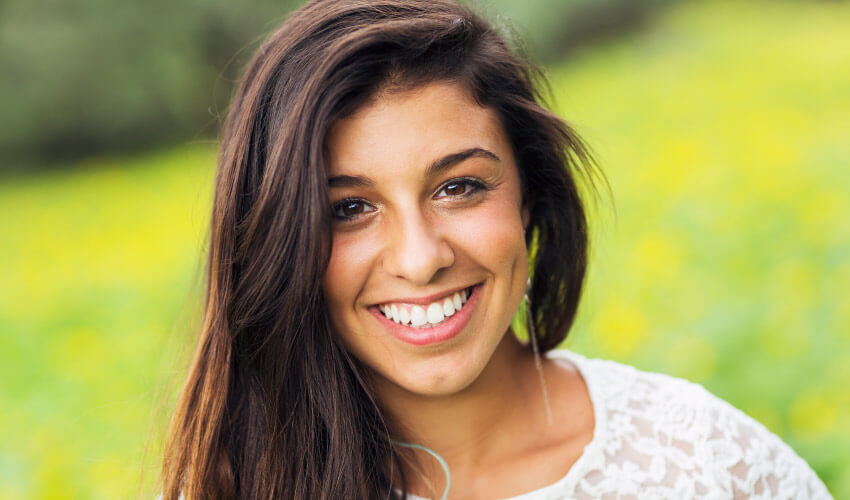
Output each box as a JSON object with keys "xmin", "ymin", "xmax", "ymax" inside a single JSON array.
[{"xmin": 379, "ymin": 289, "xmax": 469, "ymax": 328}]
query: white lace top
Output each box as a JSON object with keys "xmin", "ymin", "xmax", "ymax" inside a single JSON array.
[{"xmin": 407, "ymin": 349, "xmax": 832, "ymax": 500}]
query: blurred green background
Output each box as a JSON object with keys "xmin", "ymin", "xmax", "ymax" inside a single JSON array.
[{"xmin": 1, "ymin": 0, "xmax": 848, "ymax": 498}]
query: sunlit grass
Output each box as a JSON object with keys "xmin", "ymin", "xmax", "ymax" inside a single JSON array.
[
  {"xmin": 556, "ymin": 1, "xmax": 850, "ymax": 496},
  {"xmin": 0, "ymin": 145, "xmax": 215, "ymax": 498},
  {"xmin": 1, "ymin": 0, "xmax": 848, "ymax": 497}
]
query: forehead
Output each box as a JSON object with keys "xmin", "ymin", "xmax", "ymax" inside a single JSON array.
[{"xmin": 325, "ymin": 81, "xmax": 512, "ymax": 177}]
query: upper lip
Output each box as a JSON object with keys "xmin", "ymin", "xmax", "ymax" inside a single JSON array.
[{"xmin": 373, "ymin": 284, "xmax": 476, "ymax": 306}]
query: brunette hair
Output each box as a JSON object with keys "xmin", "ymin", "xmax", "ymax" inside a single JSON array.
[{"xmin": 161, "ymin": 0, "xmax": 598, "ymax": 498}]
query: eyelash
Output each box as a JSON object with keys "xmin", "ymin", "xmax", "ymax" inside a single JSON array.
[{"xmin": 331, "ymin": 177, "xmax": 489, "ymax": 222}]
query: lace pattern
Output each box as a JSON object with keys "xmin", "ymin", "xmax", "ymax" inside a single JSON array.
[
  {"xmin": 406, "ymin": 350, "xmax": 832, "ymax": 500},
  {"xmin": 507, "ymin": 351, "xmax": 832, "ymax": 500}
]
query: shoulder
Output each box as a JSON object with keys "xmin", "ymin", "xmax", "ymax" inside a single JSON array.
[{"xmin": 548, "ymin": 350, "xmax": 832, "ymax": 499}]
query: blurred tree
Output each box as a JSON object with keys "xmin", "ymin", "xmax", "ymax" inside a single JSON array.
[
  {"xmin": 0, "ymin": 0, "xmax": 666, "ymax": 172},
  {"xmin": 0, "ymin": 0, "xmax": 302, "ymax": 169},
  {"xmin": 479, "ymin": 0, "xmax": 668, "ymax": 62}
]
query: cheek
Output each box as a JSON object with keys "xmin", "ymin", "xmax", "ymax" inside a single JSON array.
[
  {"xmin": 322, "ymin": 231, "xmax": 378, "ymax": 315},
  {"xmin": 448, "ymin": 197, "xmax": 528, "ymax": 270}
]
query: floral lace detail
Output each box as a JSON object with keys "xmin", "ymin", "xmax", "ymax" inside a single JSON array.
[
  {"xmin": 156, "ymin": 348, "xmax": 833, "ymax": 500},
  {"xmin": 509, "ymin": 351, "xmax": 833, "ymax": 500},
  {"xmin": 384, "ymin": 351, "xmax": 833, "ymax": 500}
]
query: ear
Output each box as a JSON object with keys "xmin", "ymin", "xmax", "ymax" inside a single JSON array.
[{"xmin": 521, "ymin": 203, "xmax": 531, "ymax": 230}]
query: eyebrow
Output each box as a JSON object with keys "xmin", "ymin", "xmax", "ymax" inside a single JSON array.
[{"xmin": 327, "ymin": 147, "xmax": 500, "ymax": 188}]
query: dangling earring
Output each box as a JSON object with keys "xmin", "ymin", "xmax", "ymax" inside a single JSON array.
[{"xmin": 525, "ymin": 277, "xmax": 553, "ymax": 426}]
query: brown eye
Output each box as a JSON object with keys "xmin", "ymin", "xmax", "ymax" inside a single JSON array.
[
  {"xmin": 341, "ymin": 201, "xmax": 364, "ymax": 216},
  {"xmin": 332, "ymin": 199, "xmax": 375, "ymax": 220},
  {"xmin": 443, "ymin": 182, "xmax": 468, "ymax": 196},
  {"xmin": 435, "ymin": 178, "xmax": 486, "ymax": 199}
]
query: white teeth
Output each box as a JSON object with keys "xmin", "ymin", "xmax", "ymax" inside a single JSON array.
[
  {"xmin": 380, "ymin": 286, "xmax": 475, "ymax": 327},
  {"xmin": 410, "ymin": 306, "xmax": 427, "ymax": 327},
  {"xmin": 442, "ymin": 297, "xmax": 455, "ymax": 317},
  {"xmin": 398, "ymin": 307, "xmax": 411, "ymax": 325},
  {"xmin": 426, "ymin": 303, "xmax": 445, "ymax": 324}
]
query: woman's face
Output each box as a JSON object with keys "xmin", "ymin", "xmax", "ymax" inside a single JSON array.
[{"xmin": 322, "ymin": 81, "xmax": 529, "ymax": 397}]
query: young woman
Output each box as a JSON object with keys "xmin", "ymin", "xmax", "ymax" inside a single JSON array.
[{"xmin": 161, "ymin": 0, "xmax": 831, "ymax": 498}]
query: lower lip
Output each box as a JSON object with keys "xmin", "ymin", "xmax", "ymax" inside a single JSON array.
[{"xmin": 370, "ymin": 284, "xmax": 483, "ymax": 346}]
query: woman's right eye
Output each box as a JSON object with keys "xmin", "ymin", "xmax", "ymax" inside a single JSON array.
[{"xmin": 332, "ymin": 199, "xmax": 376, "ymax": 221}]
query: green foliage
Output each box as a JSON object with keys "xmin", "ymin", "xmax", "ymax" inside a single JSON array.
[
  {"xmin": 0, "ymin": 0, "xmax": 301, "ymax": 167},
  {"xmin": 0, "ymin": 0, "xmax": 661, "ymax": 170},
  {"xmin": 472, "ymin": 0, "xmax": 668, "ymax": 62},
  {"xmin": 0, "ymin": 145, "xmax": 215, "ymax": 498},
  {"xmin": 1, "ymin": 1, "xmax": 847, "ymax": 498},
  {"xmin": 559, "ymin": 2, "xmax": 850, "ymax": 496}
]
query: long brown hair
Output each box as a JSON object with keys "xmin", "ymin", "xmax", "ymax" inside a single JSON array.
[{"xmin": 161, "ymin": 0, "xmax": 599, "ymax": 498}]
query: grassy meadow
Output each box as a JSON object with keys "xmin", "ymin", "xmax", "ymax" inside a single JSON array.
[{"xmin": 1, "ymin": 1, "xmax": 848, "ymax": 498}]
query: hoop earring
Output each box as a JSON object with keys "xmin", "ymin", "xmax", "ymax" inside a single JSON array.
[{"xmin": 525, "ymin": 277, "xmax": 553, "ymax": 426}]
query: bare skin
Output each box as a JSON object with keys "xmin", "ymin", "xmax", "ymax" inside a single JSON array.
[
  {"xmin": 386, "ymin": 336, "xmax": 594, "ymax": 499},
  {"xmin": 322, "ymin": 81, "xmax": 594, "ymax": 499}
]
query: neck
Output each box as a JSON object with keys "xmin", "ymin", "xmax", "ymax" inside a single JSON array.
[{"xmin": 374, "ymin": 332, "xmax": 547, "ymax": 489}]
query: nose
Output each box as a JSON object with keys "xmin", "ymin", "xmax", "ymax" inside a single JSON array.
[{"xmin": 382, "ymin": 208, "xmax": 454, "ymax": 285}]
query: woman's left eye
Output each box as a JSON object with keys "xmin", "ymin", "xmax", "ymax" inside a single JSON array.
[
  {"xmin": 435, "ymin": 179, "xmax": 485, "ymax": 199},
  {"xmin": 332, "ymin": 199, "xmax": 376, "ymax": 221}
]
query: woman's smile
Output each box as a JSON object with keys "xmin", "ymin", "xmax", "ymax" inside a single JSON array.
[
  {"xmin": 375, "ymin": 284, "xmax": 472, "ymax": 327},
  {"xmin": 370, "ymin": 283, "xmax": 482, "ymax": 346},
  {"xmin": 322, "ymin": 80, "xmax": 530, "ymax": 396}
]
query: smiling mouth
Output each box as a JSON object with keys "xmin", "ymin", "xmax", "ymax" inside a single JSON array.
[{"xmin": 376, "ymin": 286, "xmax": 475, "ymax": 328}]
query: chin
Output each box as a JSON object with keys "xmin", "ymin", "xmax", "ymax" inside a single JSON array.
[
  {"xmin": 399, "ymin": 370, "xmax": 478, "ymax": 397},
  {"xmin": 379, "ymin": 342, "xmax": 498, "ymax": 399}
]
